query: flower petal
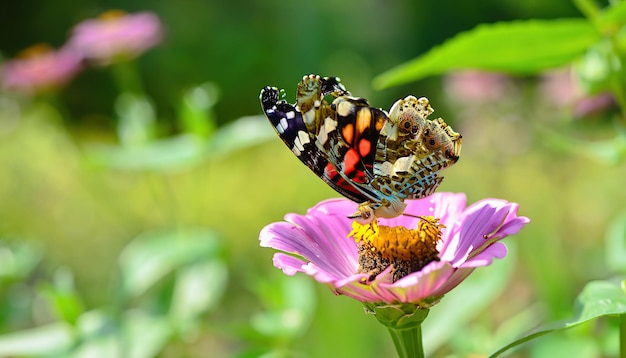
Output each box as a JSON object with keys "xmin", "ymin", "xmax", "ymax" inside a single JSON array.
[
  {"xmin": 379, "ymin": 261, "xmax": 455, "ymax": 302},
  {"xmin": 430, "ymin": 267, "xmax": 475, "ymax": 296},
  {"xmin": 260, "ymin": 199, "xmax": 359, "ymax": 279},
  {"xmin": 440, "ymin": 198, "xmax": 522, "ymax": 267},
  {"xmin": 272, "ymin": 253, "xmax": 307, "ymax": 276},
  {"xmin": 460, "ymin": 242, "xmax": 508, "ymax": 268}
]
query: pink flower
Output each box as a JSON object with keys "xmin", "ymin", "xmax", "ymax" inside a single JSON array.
[
  {"xmin": 260, "ymin": 192, "xmax": 529, "ymax": 304},
  {"xmin": 444, "ymin": 70, "xmax": 512, "ymax": 103},
  {"xmin": 67, "ymin": 10, "xmax": 163, "ymax": 65},
  {"xmin": 1, "ymin": 44, "xmax": 82, "ymax": 94}
]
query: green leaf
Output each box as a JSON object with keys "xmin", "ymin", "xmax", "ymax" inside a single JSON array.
[
  {"xmin": 85, "ymin": 115, "xmax": 275, "ymax": 171},
  {"xmin": 85, "ymin": 134, "xmax": 207, "ymax": 171},
  {"xmin": 251, "ymin": 273, "xmax": 316, "ymax": 339},
  {"xmin": 0, "ymin": 240, "xmax": 41, "ymax": 281},
  {"xmin": 490, "ymin": 280, "xmax": 626, "ymax": 357},
  {"xmin": 39, "ymin": 268, "xmax": 85, "ymax": 326},
  {"xmin": 169, "ymin": 260, "xmax": 228, "ymax": 334},
  {"xmin": 0, "ymin": 323, "xmax": 72, "ymax": 356},
  {"xmin": 598, "ymin": 0, "xmax": 626, "ymax": 36},
  {"xmin": 70, "ymin": 310, "xmax": 172, "ymax": 358},
  {"xmin": 207, "ymin": 115, "xmax": 276, "ymax": 159},
  {"xmin": 374, "ymin": 19, "xmax": 600, "ymax": 89},
  {"xmin": 118, "ymin": 228, "xmax": 223, "ymax": 299}
]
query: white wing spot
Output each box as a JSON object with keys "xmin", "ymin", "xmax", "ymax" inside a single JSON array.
[
  {"xmin": 298, "ymin": 130, "xmax": 310, "ymax": 145},
  {"xmin": 277, "ymin": 117, "xmax": 288, "ymax": 134},
  {"xmin": 286, "ymin": 111, "xmax": 295, "ymax": 119},
  {"xmin": 317, "ymin": 117, "xmax": 337, "ymax": 145},
  {"xmin": 293, "ymin": 130, "xmax": 308, "ymax": 152},
  {"xmin": 291, "ymin": 145, "xmax": 302, "ymax": 156}
]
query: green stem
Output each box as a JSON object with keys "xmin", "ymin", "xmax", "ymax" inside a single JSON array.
[
  {"xmin": 363, "ymin": 302, "xmax": 430, "ymax": 358},
  {"xmin": 619, "ymin": 313, "xmax": 626, "ymax": 358},
  {"xmin": 111, "ymin": 60, "xmax": 144, "ymax": 94},
  {"xmin": 387, "ymin": 324, "xmax": 424, "ymax": 358},
  {"xmin": 573, "ymin": 0, "xmax": 626, "ymax": 122},
  {"xmin": 573, "ymin": 0, "xmax": 602, "ymax": 29}
]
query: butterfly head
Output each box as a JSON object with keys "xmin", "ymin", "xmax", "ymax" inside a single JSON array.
[{"xmin": 348, "ymin": 200, "xmax": 408, "ymax": 224}]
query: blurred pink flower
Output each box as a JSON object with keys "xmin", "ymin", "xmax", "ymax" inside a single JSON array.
[
  {"xmin": 444, "ymin": 70, "xmax": 511, "ymax": 103},
  {"xmin": 538, "ymin": 69, "xmax": 579, "ymax": 107},
  {"xmin": 260, "ymin": 193, "xmax": 529, "ymax": 304},
  {"xmin": 67, "ymin": 10, "xmax": 163, "ymax": 65},
  {"xmin": 1, "ymin": 44, "xmax": 82, "ymax": 94},
  {"xmin": 573, "ymin": 92, "xmax": 615, "ymax": 118},
  {"xmin": 539, "ymin": 69, "xmax": 616, "ymax": 117}
]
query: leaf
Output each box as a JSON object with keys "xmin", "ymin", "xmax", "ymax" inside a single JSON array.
[
  {"xmin": 250, "ymin": 273, "xmax": 316, "ymax": 339},
  {"xmin": 599, "ymin": 0, "xmax": 626, "ymax": 34},
  {"xmin": 0, "ymin": 322, "xmax": 72, "ymax": 356},
  {"xmin": 120, "ymin": 310, "xmax": 173, "ymax": 358},
  {"xmin": 0, "ymin": 241, "xmax": 42, "ymax": 281},
  {"xmin": 70, "ymin": 310, "xmax": 172, "ymax": 358},
  {"xmin": 374, "ymin": 19, "xmax": 600, "ymax": 89},
  {"xmin": 207, "ymin": 115, "xmax": 276, "ymax": 159},
  {"xmin": 118, "ymin": 228, "xmax": 223, "ymax": 299},
  {"xmin": 85, "ymin": 116, "xmax": 275, "ymax": 171},
  {"xmin": 169, "ymin": 260, "xmax": 228, "ymax": 334},
  {"xmin": 85, "ymin": 134, "xmax": 207, "ymax": 171},
  {"xmin": 490, "ymin": 280, "xmax": 626, "ymax": 357},
  {"xmin": 39, "ymin": 268, "xmax": 85, "ymax": 326}
]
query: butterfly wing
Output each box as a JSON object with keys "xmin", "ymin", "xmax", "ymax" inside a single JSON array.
[
  {"xmin": 314, "ymin": 95, "xmax": 396, "ymax": 204},
  {"xmin": 371, "ymin": 96, "xmax": 462, "ymax": 201},
  {"xmin": 260, "ymin": 84, "xmax": 369, "ymax": 203}
]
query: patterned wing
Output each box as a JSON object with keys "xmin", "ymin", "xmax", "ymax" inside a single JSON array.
[
  {"xmin": 260, "ymin": 80, "xmax": 369, "ymax": 203},
  {"xmin": 315, "ymin": 95, "xmax": 390, "ymax": 203},
  {"xmin": 371, "ymin": 96, "xmax": 462, "ymax": 200}
]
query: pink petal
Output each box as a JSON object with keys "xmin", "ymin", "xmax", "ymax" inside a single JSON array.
[
  {"xmin": 441, "ymin": 199, "xmax": 520, "ymax": 267},
  {"xmin": 460, "ymin": 242, "xmax": 508, "ymax": 268},
  {"xmin": 430, "ymin": 267, "xmax": 476, "ymax": 296},
  {"xmin": 272, "ymin": 253, "xmax": 307, "ymax": 276},
  {"xmin": 379, "ymin": 261, "xmax": 455, "ymax": 302}
]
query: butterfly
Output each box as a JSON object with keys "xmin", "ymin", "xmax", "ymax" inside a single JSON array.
[{"xmin": 260, "ymin": 74, "xmax": 461, "ymax": 223}]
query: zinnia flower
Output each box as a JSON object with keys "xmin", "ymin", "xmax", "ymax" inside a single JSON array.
[
  {"xmin": 1, "ymin": 44, "xmax": 82, "ymax": 94},
  {"xmin": 260, "ymin": 192, "xmax": 529, "ymax": 305},
  {"xmin": 67, "ymin": 10, "xmax": 163, "ymax": 65}
]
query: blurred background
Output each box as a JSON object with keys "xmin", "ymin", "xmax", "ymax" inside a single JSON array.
[{"xmin": 0, "ymin": 0, "xmax": 624, "ymax": 357}]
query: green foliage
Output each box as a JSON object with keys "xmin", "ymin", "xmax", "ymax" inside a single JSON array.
[
  {"xmin": 490, "ymin": 280, "xmax": 626, "ymax": 357},
  {"xmin": 0, "ymin": 230, "xmax": 229, "ymax": 357},
  {"xmin": 374, "ymin": 19, "xmax": 600, "ymax": 89}
]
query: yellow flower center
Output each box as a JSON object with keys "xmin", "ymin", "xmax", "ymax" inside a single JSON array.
[
  {"xmin": 348, "ymin": 216, "xmax": 444, "ymax": 282},
  {"xmin": 98, "ymin": 10, "xmax": 128, "ymax": 21},
  {"xmin": 17, "ymin": 43, "xmax": 53, "ymax": 59}
]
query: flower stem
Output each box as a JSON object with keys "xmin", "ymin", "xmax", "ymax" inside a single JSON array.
[
  {"xmin": 363, "ymin": 302, "xmax": 430, "ymax": 358},
  {"xmin": 387, "ymin": 324, "xmax": 425, "ymax": 358},
  {"xmin": 619, "ymin": 313, "xmax": 626, "ymax": 358},
  {"xmin": 111, "ymin": 60, "xmax": 144, "ymax": 94}
]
